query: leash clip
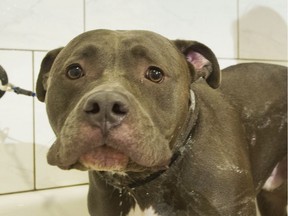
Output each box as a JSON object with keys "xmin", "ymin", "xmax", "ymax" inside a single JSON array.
[{"xmin": 0, "ymin": 82, "xmax": 13, "ymax": 92}]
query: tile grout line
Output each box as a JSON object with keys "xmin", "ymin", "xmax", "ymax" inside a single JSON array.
[
  {"xmin": 0, "ymin": 183, "xmax": 89, "ymax": 196},
  {"xmin": 0, "ymin": 49, "xmax": 285, "ymax": 63},
  {"xmin": 0, "ymin": 48, "xmax": 49, "ymax": 52},
  {"xmin": 83, "ymin": 0, "xmax": 86, "ymax": 32},
  {"xmin": 32, "ymin": 51, "xmax": 37, "ymax": 190},
  {"xmin": 237, "ymin": 0, "xmax": 240, "ymax": 59}
]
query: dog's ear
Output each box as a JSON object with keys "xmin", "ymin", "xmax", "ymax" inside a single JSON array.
[
  {"xmin": 36, "ymin": 48, "xmax": 63, "ymax": 102},
  {"xmin": 173, "ymin": 40, "xmax": 221, "ymax": 88}
]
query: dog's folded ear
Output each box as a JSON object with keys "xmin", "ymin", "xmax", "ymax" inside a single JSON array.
[
  {"xmin": 173, "ymin": 40, "xmax": 221, "ymax": 89},
  {"xmin": 36, "ymin": 48, "xmax": 63, "ymax": 102}
]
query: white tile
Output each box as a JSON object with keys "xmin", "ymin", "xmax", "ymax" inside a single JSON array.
[
  {"xmin": 218, "ymin": 59, "xmax": 240, "ymax": 69},
  {"xmin": 34, "ymin": 52, "xmax": 88, "ymax": 189},
  {"xmin": 0, "ymin": 186, "xmax": 89, "ymax": 216},
  {"xmin": 0, "ymin": 0, "xmax": 84, "ymax": 50},
  {"xmin": 0, "ymin": 50, "xmax": 34, "ymax": 193},
  {"xmin": 85, "ymin": 0, "xmax": 238, "ymax": 58},
  {"xmin": 239, "ymin": 0, "xmax": 287, "ymax": 60}
]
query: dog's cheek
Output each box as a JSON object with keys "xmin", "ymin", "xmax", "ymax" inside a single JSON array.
[
  {"xmin": 151, "ymin": 84, "xmax": 190, "ymax": 142},
  {"xmin": 47, "ymin": 141, "xmax": 61, "ymax": 166},
  {"xmin": 45, "ymin": 77, "xmax": 85, "ymax": 133},
  {"xmin": 46, "ymin": 95, "xmax": 70, "ymax": 134}
]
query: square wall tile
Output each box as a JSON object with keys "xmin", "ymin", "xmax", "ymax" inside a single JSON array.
[
  {"xmin": 0, "ymin": 0, "xmax": 84, "ymax": 50},
  {"xmin": 239, "ymin": 0, "xmax": 287, "ymax": 60},
  {"xmin": 85, "ymin": 0, "xmax": 238, "ymax": 59},
  {"xmin": 0, "ymin": 50, "xmax": 34, "ymax": 193},
  {"xmin": 34, "ymin": 52, "xmax": 88, "ymax": 189},
  {"xmin": 218, "ymin": 59, "xmax": 240, "ymax": 69}
]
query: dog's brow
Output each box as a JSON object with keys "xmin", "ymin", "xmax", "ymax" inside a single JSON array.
[
  {"xmin": 130, "ymin": 45, "xmax": 153, "ymax": 62},
  {"xmin": 75, "ymin": 44, "xmax": 99, "ymax": 59}
]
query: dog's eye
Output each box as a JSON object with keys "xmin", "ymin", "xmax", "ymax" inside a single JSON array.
[
  {"xmin": 145, "ymin": 66, "xmax": 164, "ymax": 83},
  {"xmin": 66, "ymin": 64, "xmax": 84, "ymax": 80}
]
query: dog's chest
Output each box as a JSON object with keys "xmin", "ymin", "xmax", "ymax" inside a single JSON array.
[{"xmin": 126, "ymin": 203, "xmax": 160, "ymax": 216}]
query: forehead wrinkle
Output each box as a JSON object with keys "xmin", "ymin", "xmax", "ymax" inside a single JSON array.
[
  {"xmin": 129, "ymin": 45, "xmax": 154, "ymax": 63},
  {"xmin": 71, "ymin": 44, "xmax": 100, "ymax": 61}
]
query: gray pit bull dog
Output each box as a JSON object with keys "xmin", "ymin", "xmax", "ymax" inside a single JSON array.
[{"xmin": 36, "ymin": 29, "xmax": 287, "ymax": 216}]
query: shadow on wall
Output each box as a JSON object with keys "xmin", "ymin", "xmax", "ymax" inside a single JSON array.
[
  {"xmin": 235, "ymin": 6, "xmax": 287, "ymax": 61},
  {"xmin": 0, "ymin": 128, "xmax": 33, "ymax": 193},
  {"xmin": 0, "ymin": 128, "xmax": 9, "ymax": 143}
]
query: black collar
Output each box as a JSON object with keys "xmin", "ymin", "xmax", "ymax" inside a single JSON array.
[{"xmin": 127, "ymin": 149, "xmax": 181, "ymax": 188}]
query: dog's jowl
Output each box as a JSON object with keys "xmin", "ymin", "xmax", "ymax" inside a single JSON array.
[{"xmin": 37, "ymin": 29, "xmax": 287, "ymax": 216}]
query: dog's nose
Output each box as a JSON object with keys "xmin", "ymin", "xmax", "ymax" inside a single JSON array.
[{"xmin": 83, "ymin": 91, "xmax": 129, "ymax": 132}]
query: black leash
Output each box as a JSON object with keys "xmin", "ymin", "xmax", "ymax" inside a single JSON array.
[{"xmin": 0, "ymin": 65, "xmax": 36, "ymax": 99}]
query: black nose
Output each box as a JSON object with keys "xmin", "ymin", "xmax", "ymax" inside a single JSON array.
[{"xmin": 83, "ymin": 91, "xmax": 129, "ymax": 132}]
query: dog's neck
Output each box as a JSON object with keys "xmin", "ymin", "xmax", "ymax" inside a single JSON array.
[{"xmin": 96, "ymin": 89, "xmax": 199, "ymax": 189}]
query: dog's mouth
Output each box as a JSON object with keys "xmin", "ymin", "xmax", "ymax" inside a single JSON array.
[
  {"xmin": 75, "ymin": 146, "xmax": 130, "ymax": 171},
  {"xmin": 70, "ymin": 145, "xmax": 169, "ymax": 173},
  {"xmin": 47, "ymin": 103, "xmax": 174, "ymax": 172}
]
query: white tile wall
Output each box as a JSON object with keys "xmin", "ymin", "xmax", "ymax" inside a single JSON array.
[
  {"xmin": 85, "ymin": 0, "xmax": 238, "ymax": 58},
  {"xmin": 0, "ymin": 0, "xmax": 84, "ymax": 50},
  {"xmin": 0, "ymin": 50, "xmax": 34, "ymax": 193},
  {"xmin": 0, "ymin": 0, "xmax": 287, "ymax": 195},
  {"xmin": 239, "ymin": 0, "xmax": 287, "ymax": 60}
]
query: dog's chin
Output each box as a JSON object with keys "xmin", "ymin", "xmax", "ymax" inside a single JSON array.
[
  {"xmin": 75, "ymin": 146, "xmax": 130, "ymax": 172},
  {"xmin": 67, "ymin": 146, "xmax": 169, "ymax": 173}
]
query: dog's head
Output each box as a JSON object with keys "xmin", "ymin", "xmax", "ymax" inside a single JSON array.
[{"xmin": 37, "ymin": 29, "xmax": 220, "ymax": 174}]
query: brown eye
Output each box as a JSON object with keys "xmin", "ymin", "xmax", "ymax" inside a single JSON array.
[
  {"xmin": 145, "ymin": 66, "xmax": 164, "ymax": 83},
  {"xmin": 66, "ymin": 64, "xmax": 84, "ymax": 80}
]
